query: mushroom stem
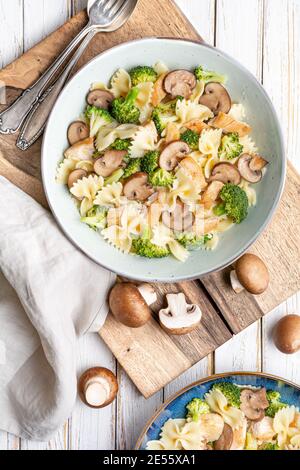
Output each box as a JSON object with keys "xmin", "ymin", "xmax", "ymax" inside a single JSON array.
[
  {"xmin": 84, "ymin": 378, "xmax": 110, "ymax": 407},
  {"xmin": 137, "ymin": 283, "xmax": 157, "ymax": 306},
  {"xmin": 230, "ymin": 270, "xmax": 245, "ymax": 294}
]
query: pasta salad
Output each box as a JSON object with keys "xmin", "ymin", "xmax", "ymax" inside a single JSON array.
[
  {"xmin": 146, "ymin": 382, "xmax": 300, "ymax": 450},
  {"xmin": 56, "ymin": 62, "xmax": 268, "ymax": 262}
]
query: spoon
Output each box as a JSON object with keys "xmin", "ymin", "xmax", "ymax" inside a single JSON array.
[{"xmin": 0, "ymin": 0, "xmax": 138, "ymax": 136}]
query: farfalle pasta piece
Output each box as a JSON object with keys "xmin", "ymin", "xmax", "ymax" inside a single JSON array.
[
  {"xmin": 94, "ymin": 182, "xmax": 127, "ymax": 208},
  {"xmin": 95, "ymin": 123, "xmax": 139, "ymax": 151},
  {"xmin": 190, "ymin": 80, "xmax": 205, "ymax": 102},
  {"xmin": 199, "ymin": 129, "xmax": 223, "ymax": 158},
  {"xmin": 273, "ymin": 406, "xmax": 299, "ymax": 449},
  {"xmin": 239, "ymin": 180, "xmax": 257, "ymax": 206},
  {"xmin": 110, "ymin": 68, "xmax": 131, "ymax": 98},
  {"xmin": 153, "ymin": 418, "xmax": 206, "ymax": 451},
  {"xmin": 176, "ymin": 99, "xmax": 213, "ymax": 124},
  {"xmin": 203, "ymin": 156, "xmax": 219, "ymax": 179},
  {"xmin": 205, "ymin": 389, "xmax": 244, "ymax": 430},
  {"xmin": 56, "ymin": 158, "xmax": 76, "ymax": 184},
  {"xmin": 171, "ymin": 167, "xmax": 202, "ymax": 205},
  {"xmin": 239, "ymin": 135, "xmax": 258, "ymax": 154},
  {"xmin": 101, "ymin": 225, "xmax": 132, "ymax": 253},
  {"xmin": 136, "ymin": 82, "xmax": 154, "ymax": 123},
  {"xmin": 70, "ymin": 175, "xmax": 104, "ymax": 216},
  {"xmin": 130, "ymin": 121, "xmax": 158, "ymax": 158},
  {"xmin": 151, "ymin": 223, "xmax": 189, "ymax": 262},
  {"xmin": 228, "ymin": 103, "xmax": 246, "ymax": 122},
  {"xmin": 153, "ymin": 61, "xmax": 169, "ymax": 75},
  {"xmin": 168, "ymin": 239, "xmax": 190, "ymax": 262}
]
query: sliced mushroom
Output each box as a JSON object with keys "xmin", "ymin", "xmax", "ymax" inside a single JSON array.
[
  {"xmin": 159, "ymin": 293, "xmax": 202, "ymax": 335},
  {"xmin": 78, "ymin": 367, "xmax": 118, "ymax": 408},
  {"xmin": 238, "ymin": 154, "xmax": 268, "ymax": 183},
  {"xmin": 162, "ymin": 202, "xmax": 194, "ymax": 232},
  {"xmin": 67, "ymin": 121, "xmax": 89, "ymax": 145},
  {"xmin": 159, "ymin": 141, "xmax": 190, "ymax": 171},
  {"xmin": 210, "ymin": 162, "xmax": 241, "ymax": 185},
  {"xmin": 109, "ymin": 282, "xmax": 155, "ymax": 327},
  {"xmin": 214, "ymin": 424, "xmax": 233, "ymax": 450},
  {"xmin": 64, "ymin": 137, "xmax": 95, "ymax": 161},
  {"xmin": 123, "ymin": 172, "xmax": 154, "ymax": 201},
  {"xmin": 199, "ymin": 82, "xmax": 231, "ymax": 115},
  {"xmin": 202, "ymin": 181, "xmax": 224, "ymax": 209},
  {"xmin": 231, "ymin": 253, "xmax": 269, "ymax": 295},
  {"xmin": 67, "ymin": 169, "xmax": 87, "ymax": 189},
  {"xmin": 86, "ymin": 89, "xmax": 114, "ymax": 109},
  {"xmin": 240, "ymin": 388, "xmax": 269, "ymax": 422},
  {"xmin": 94, "ymin": 149, "xmax": 126, "ymax": 177},
  {"xmin": 163, "ymin": 70, "xmax": 197, "ymax": 99}
]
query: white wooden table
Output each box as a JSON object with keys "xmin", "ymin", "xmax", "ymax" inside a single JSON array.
[{"xmin": 0, "ymin": 0, "xmax": 299, "ymax": 451}]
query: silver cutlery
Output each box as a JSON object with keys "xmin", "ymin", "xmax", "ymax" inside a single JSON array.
[{"xmin": 0, "ymin": 0, "xmax": 137, "ymax": 138}]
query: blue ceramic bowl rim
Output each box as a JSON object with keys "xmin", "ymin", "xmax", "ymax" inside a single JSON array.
[
  {"xmin": 42, "ymin": 37, "xmax": 286, "ymax": 282},
  {"xmin": 135, "ymin": 371, "xmax": 300, "ymax": 449}
]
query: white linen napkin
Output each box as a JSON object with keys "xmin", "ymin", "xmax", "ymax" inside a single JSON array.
[{"xmin": 0, "ymin": 176, "xmax": 116, "ymax": 441}]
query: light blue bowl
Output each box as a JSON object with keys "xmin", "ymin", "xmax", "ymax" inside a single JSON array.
[
  {"xmin": 136, "ymin": 372, "xmax": 300, "ymax": 449},
  {"xmin": 42, "ymin": 38, "xmax": 285, "ymax": 282}
]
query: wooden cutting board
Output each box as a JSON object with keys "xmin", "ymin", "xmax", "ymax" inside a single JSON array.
[{"xmin": 0, "ymin": 0, "xmax": 299, "ymax": 398}]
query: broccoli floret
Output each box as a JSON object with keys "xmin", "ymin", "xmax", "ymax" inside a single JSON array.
[
  {"xmin": 132, "ymin": 238, "xmax": 169, "ymax": 258},
  {"xmin": 218, "ymin": 133, "xmax": 244, "ymax": 160},
  {"xmin": 85, "ymin": 105, "xmax": 113, "ymax": 137},
  {"xmin": 186, "ymin": 398, "xmax": 210, "ymax": 422},
  {"xmin": 152, "ymin": 98, "xmax": 181, "ymax": 134},
  {"xmin": 176, "ymin": 232, "xmax": 213, "ymax": 250},
  {"xmin": 81, "ymin": 206, "xmax": 107, "ymax": 231},
  {"xmin": 212, "ymin": 382, "xmax": 241, "ymax": 408},
  {"xmin": 140, "ymin": 151, "xmax": 159, "ymax": 174},
  {"xmin": 104, "ymin": 169, "xmax": 124, "ymax": 186},
  {"xmin": 265, "ymin": 390, "xmax": 288, "ymax": 418},
  {"xmin": 110, "ymin": 138, "xmax": 131, "ymax": 151},
  {"xmin": 213, "ymin": 203, "xmax": 226, "ymax": 216},
  {"xmin": 111, "ymin": 87, "xmax": 140, "ymax": 124},
  {"xmin": 219, "ymin": 184, "xmax": 249, "ymax": 224},
  {"xmin": 129, "ymin": 66, "xmax": 158, "ymax": 86},
  {"xmin": 180, "ymin": 129, "xmax": 199, "ymax": 151},
  {"xmin": 148, "ymin": 169, "xmax": 175, "ymax": 187},
  {"xmin": 123, "ymin": 158, "xmax": 141, "ymax": 179},
  {"xmin": 259, "ymin": 442, "xmax": 280, "ymax": 450},
  {"xmin": 194, "ymin": 65, "xmax": 226, "ymax": 84}
]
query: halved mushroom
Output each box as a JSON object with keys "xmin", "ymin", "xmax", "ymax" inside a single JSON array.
[
  {"xmin": 109, "ymin": 282, "xmax": 156, "ymax": 327},
  {"xmin": 64, "ymin": 137, "xmax": 95, "ymax": 161},
  {"xmin": 240, "ymin": 388, "xmax": 269, "ymax": 422},
  {"xmin": 209, "ymin": 162, "xmax": 241, "ymax": 185},
  {"xmin": 159, "ymin": 141, "xmax": 190, "ymax": 171},
  {"xmin": 202, "ymin": 181, "xmax": 224, "ymax": 209},
  {"xmin": 238, "ymin": 154, "xmax": 268, "ymax": 183},
  {"xmin": 86, "ymin": 89, "xmax": 114, "ymax": 109},
  {"xmin": 163, "ymin": 70, "xmax": 197, "ymax": 99},
  {"xmin": 199, "ymin": 83, "xmax": 231, "ymax": 115},
  {"xmin": 159, "ymin": 293, "xmax": 202, "ymax": 335},
  {"xmin": 94, "ymin": 149, "xmax": 126, "ymax": 177},
  {"xmin": 67, "ymin": 121, "xmax": 89, "ymax": 145},
  {"xmin": 123, "ymin": 172, "xmax": 154, "ymax": 201},
  {"xmin": 214, "ymin": 424, "xmax": 233, "ymax": 450},
  {"xmin": 78, "ymin": 367, "xmax": 118, "ymax": 408},
  {"xmin": 230, "ymin": 253, "xmax": 269, "ymax": 295},
  {"xmin": 162, "ymin": 202, "xmax": 194, "ymax": 232},
  {"xmin": 67, "ymin": 169, "xmax": 87, "ymax": 189}
]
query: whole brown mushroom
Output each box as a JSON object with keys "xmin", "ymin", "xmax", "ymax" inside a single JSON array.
[
  {"xmin": 230, "ymin": 253, "xmax": 269, "ymax": 295},
  {"xmin": 109, "ymin": 282, "xmax": 157, "ymax": 328},
  {"xmin": 273, "ymin": 314, "xmax": 300, "ymax": 354},
  {"xmin": 78, "ymin": 367, "xmax": 118, "ymax": 408}
]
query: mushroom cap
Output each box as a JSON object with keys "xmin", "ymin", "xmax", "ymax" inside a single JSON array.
[
  {"xmin": 163, "ymin": 70, "xmax": 197, "ymax": 99},
  {"xmin": 240, "ymin": 388, "xmax": 269, "ymax": 422},
  {"xmin": 199, "ymin": 82, "xmax": 231, "ymax": 115},
  {"xmin": 78, "ymin": 367, "xmax": 118, "ymax": 408},
  {"xmin": 159, "ymin": 141, "xmax": 190, "ymax": 171},
  {"xmin": 159, "ymin": 293, "xmax": 202, "ymax": 335},
  {"xmin": 214, "ymin": 423, "xmax": 233, "ymax": 450},
  {"xmin": 210, "ymin": 162, "xmax": 241, "ymax": 185},
  {"xmin": 67, "ymin": 169, "xmax": 88, "ymax": 189},
  {"xmin": 94, "ymin": 149, "xmax": 126, "ymax": 177},
  {"xmin": 237, "ymin": 154, "xmax": 266, "ymax": 183},
  {"xmin": 273, "ymin": 314, "xmax": 300, "ymax": 354},
  {"xmin": 123, "ymin": 172, "xmax": 154, "ymax": 201},
  {"xmin": 235, "ymin": 253, "xmax": 269, "ymax": 295},
  {"xmin": 67, "ymin": 121, "xmax": 89, "ymax": 146},
  {"xmin": 86, "ymin": 89, "xmax": 114, "ymax": 109},
  {"xmin": 162, "ymin": 202, "xmax": 194, "ymax": 232},
  {"xmin": 109, "ymin": 282, "xmax": 152, "ymax": 328}
]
